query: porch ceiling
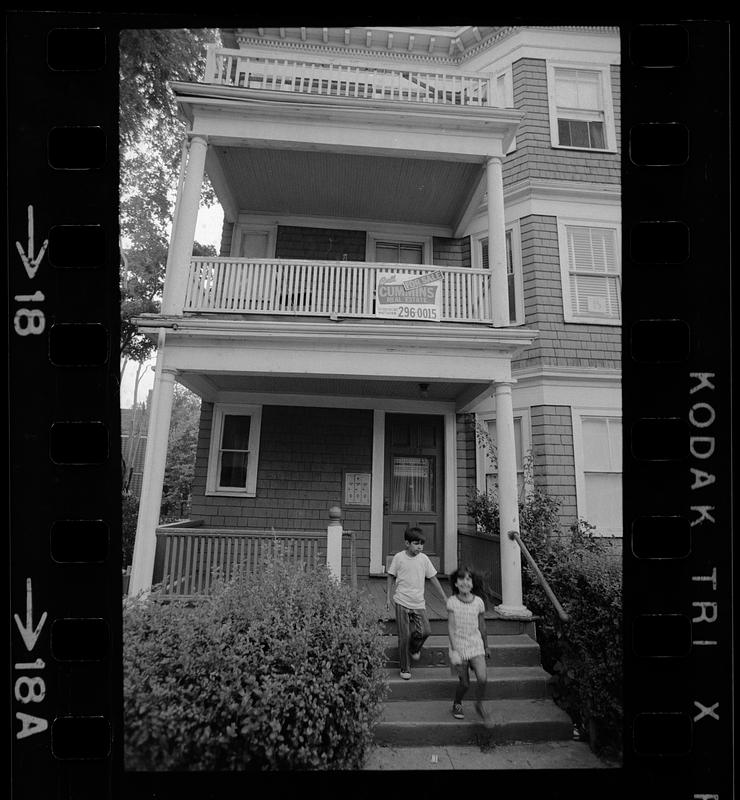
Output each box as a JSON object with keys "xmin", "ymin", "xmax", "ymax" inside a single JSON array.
[
  {"xmin": 177, "ymin": 372, "xmax": 487, "ymax": 404},
  {"xmin": 211, "ymin": 145, "xmax": 481, "ymax": 228}
]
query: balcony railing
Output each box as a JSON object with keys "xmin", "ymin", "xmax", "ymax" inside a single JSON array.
[
  {"xmin": 184, "ymin": 257, "xmax": 493, "ymax": 323},
  {"xmin": 204, "ymin": 47, "xmax": 491, "ymax": 107}
]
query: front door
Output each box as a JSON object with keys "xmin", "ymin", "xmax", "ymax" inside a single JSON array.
[{"xmin": 383, "ymin": 413, "xmax": 444, "ymax": 568}]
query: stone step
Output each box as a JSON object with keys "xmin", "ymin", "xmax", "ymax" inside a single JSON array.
[
  {"xmin": 382, "ymin": 615, "xmax": 537, "ymax": 638},
  {"xmin": 384, "ymin": 634, "xmax": 542, "ymax": 668},
  {"xmin": 385, "ymin": 665, "xmax": 552, "ymax": 701},
  {"xmin": 374, "ymin": 698, "xmax": 573, "ymax": 747}
]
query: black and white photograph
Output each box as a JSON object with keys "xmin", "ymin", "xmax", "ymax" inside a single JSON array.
[{"xmin": 120, "ymin": 24, "xmax": 624, "ymax": 772}]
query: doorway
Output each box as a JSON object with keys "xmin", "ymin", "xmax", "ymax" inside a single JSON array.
[{"xmin": 383, "ymin": 413, "xmax": 444, "ymax": 568}]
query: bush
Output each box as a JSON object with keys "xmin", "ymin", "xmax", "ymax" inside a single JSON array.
[
  {"xmin": 121, "ymin": 490, "xmax": 139, "ymax": 568},
  {"xmin": 468, "ymin": 484, "xmax": 622, "ymax": 758},
  {"xmin": 123, "ymin": 557, "xmax": 389, "ymax": 770}
]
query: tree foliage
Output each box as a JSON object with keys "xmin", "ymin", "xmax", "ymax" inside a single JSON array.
[
  {"xmin": 161, "ymin": 385, "xmax": 202, "ymax": 520},
  {"xmin": 119, "ymin": 28, "xmax": 221, "ymax": 363}
]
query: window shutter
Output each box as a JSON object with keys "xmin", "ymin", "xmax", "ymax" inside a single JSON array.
[{"xmin": 566, "ymin": 226, "xmax": 620, "ymax": 318}]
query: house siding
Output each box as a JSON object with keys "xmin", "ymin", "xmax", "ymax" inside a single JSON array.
[
  {"xmin": 529, "ymin": 405, "xmax": 577, "ymax": 531},
  {"xmin": 456, "ymin": 413, "xmax": 477, "ymax": 535},
  {"xmin": 503, "ymin": 58, "xmax": 620, "ymax": 189},
  {"xmin": 275, "ymin": 225, "xmax": 367, "ymax": 261},
  {"xmin": 513, "ymin": 214, "xmax": 621, "ymax": 371},
  {"xmin": 190, "ymin": 404, "xmax": 374, "ymax": 581},
  {"xmin": 219, "ymin": 220, "xmax": 234, "ymax": 256},
  {"xmin": 433, "ymin": 236, "xmax": 472, "ymax": 268}
]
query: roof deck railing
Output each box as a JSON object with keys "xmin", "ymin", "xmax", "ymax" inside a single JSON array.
[{"xmin": 204, "ymin": 46, "xmax": 492, "ymax": 107}]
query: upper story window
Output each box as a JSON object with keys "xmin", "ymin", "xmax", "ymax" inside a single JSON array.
[
  {"xmin": 473, "ymin": 223, "xmax": 524, "ymax": 324},
  {"xmin": 205, "ymin": 404, "xmax": 262, "ymax": 497},
  {"xmin": 375, "ymin": 241, "xmax": 423, "ymax": 264},
  {"xmin": 231, "ymin": 223, "xmax": 276, "ymax": 258},
  {"xmin": 557, "ymin": 220, "xmax": 621, "ymax": 325},
  {"xmin": 547, "ymin": 63, "xmax": 616, "ymax": 152}
]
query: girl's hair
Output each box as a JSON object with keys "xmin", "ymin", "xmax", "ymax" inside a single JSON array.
[{"xmin": 448, "ymin": 566, "xmax": 486, "ymax": 600}]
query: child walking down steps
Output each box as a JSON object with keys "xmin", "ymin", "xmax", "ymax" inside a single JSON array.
[{"xmin": 446, "ymin": 566, "xmax": 491, "ymax": 720}]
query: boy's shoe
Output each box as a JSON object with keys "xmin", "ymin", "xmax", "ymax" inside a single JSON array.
[
  {"xmin": 400, "ymin": 670, "xmax": 412, "ymax": 680},
  {"xmin": 452, "ymin": 703, "xmax": 464, "ymax": 719},
  {"xmin": 410, "ymin": 649, "xmax": 421, "ymax": 661}
]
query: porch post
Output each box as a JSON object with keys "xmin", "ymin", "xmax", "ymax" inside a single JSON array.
[
  {"xmin": 493, "ymin": 381, "xmax": 531, "ymax": 617},
  {"xmin": 161, "ymin": 134, "xmax": 209, "ymax": 316},
  {"xmin": 128, "ymin": 365, "xmax": 177, "ymax": 596},
  {"xmin": 486, "ymin": 156, "xmax": 509, "ymax": 327},
  {"xmin": 326, "ymin": 506, "xmax": 343, "ymax": 581}
]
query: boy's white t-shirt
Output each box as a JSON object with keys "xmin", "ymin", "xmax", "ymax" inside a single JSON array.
[{"xmin": 388, "ymin": 550, "xmax": 437, "ymax": 610}]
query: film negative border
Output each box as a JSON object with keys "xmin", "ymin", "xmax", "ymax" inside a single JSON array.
[
  {"xmin": 6, "ymin": 13, "xmax": 733, "ymax": 800},
  {"xmin": 622, "ymin": 19, "xmax": 732, "ymax": 800},
  {"xmin": 8, "ymin": 16, "xmax": 121, "ymax": 800}
]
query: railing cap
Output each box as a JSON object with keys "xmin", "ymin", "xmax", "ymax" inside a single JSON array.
[{"xmin": 328, "ymin": 505, "xmax": 342, "ymax": 520}]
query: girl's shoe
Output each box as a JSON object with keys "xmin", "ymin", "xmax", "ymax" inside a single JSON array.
[
  {"xmin": 400, "ymin": 670, "xmax": 411, "ymax": 680},
  {"xmin": 452, "ymin": 703, "xmax": 464, "ymax": 719}
]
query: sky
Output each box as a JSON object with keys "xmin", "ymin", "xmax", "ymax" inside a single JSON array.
[{"xmin": 120, "ymin": 202, "xmax": 224, "ymax": 408}]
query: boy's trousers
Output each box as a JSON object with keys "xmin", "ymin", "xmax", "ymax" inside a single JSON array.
[{"xmin": 395, "ymin": 604, "xmax": 431, "ymax": 672}]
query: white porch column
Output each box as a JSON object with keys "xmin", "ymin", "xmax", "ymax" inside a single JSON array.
[
  {"xmin": 326, "ymin": 506, "xmax": 343, "ymax": 581},
  {"xmin": 161, "ymin": 134, "xmax": 208, "ymax": 315},
  {"xmin": 128, "ymin": 365, "xmax": 177, "ymax": 596},
  {"xmin": 494, "ymin": 381, "xmax": 531, "ymax": 617},
  {"xmin": 486, "ymin": 156, "xmax": 509, "ymax": 327}
]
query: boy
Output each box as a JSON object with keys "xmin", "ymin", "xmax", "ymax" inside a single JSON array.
[{"xmin": 386, "ymin": 527, "xmax": 447, "ymax": 680}]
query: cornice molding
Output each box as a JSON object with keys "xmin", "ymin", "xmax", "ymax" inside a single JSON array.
[{"xmin": 233, "ymin": 26, "xmax": 621, "ymax": 67}]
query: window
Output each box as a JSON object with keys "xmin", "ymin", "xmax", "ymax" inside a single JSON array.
[
  {"xmin": 375, "ymin": 241, "xmax": 424, "ymax": 264},
  {"xmin": 547, "ymin": 64, "xmax": 616, "ymax": 151},
  {"xmin": 573, "ymin": 413, "xmax": 622, "ymax": 536},
  {"xmin": 231, "ymin": 224, "xmax": 276, "ymax": 258},
  {"xmin": 367, "ymin": 232, "xmax": 432, "ymax": 264},
  {"xmin": 476, "ymin": 412, "xmax": 531, "ymax": 499},
  {"xmin": 474, "ymin": 224, "xmax": 523, "ymax": 324},
  {"xmin": 205, "ymin": 404, "xmax": 262, "ymax": 496},
  {"xmin": 558, "ymin": 221, "xmax": 621, "ymax": 324}
]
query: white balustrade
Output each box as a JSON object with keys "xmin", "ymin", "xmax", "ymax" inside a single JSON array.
[
  {"xmin": 205, "ymin": 48, "xmax": 491, "ymax": 107},
  {"xmin": 184, "ymin": 258, "xmax": 493, "ymax": 323}
]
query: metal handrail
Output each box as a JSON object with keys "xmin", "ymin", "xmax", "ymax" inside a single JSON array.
[{"xmin": 507, "ymin": 530, "xmax": 570, "ymax": 622}]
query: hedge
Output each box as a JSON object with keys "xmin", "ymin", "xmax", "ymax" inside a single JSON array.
[
  {"xmin": 123, "ymin": 557, "xmax": 389, "ymax": 770},
  {"xmin": 468, "ymin": 485, "xmax": 623, "ymax": 758}
]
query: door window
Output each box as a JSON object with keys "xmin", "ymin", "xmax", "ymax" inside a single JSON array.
[{"xmin": 391, "ymin": 456, "xmax": 435, "ymax": 512}]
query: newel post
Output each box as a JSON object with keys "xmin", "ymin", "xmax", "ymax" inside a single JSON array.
[{"xmin": 327, "ymin": 506, "xmax": 343, "ymax": 580}]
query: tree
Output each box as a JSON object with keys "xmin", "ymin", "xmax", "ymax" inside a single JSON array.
[
  {"xmin": 161, "ymin": 386, "xmax": 202, "ymax": 521},
  {"xmin": 119, "ymin": 28, "xmax": 221, "ymax": 364}
]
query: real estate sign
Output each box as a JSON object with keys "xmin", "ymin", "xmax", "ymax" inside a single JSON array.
[{"xmin": 375, "ymin": 270, "xmax": 443, "ymax": 321}]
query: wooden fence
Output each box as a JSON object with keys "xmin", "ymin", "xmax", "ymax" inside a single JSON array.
[{"xmin": 152, "ymin": 522, "xmax": 327, "ymax": 600}]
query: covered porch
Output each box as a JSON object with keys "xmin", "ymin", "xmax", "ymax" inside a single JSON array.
[{"xmin": 128, "ymin": 317, "xmax": 535, "ymax": 620}]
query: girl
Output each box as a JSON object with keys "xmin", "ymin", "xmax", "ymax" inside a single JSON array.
[{"xmin": 446, "ymin": 566, "xmax": 490, "ymax": 720}]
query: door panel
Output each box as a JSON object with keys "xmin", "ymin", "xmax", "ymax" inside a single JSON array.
[{"xmin": 383, "ymin": 414, "xmax": 444, "ymax": 566}]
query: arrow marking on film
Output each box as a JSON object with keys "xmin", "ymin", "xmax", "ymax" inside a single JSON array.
[
  {"xmin": 15, "ymin": 205, "xmax": 48, "ymax": 280},
  {"xmin": 14, "ymin": 578, "xmax": 47, "ymax": 652}
]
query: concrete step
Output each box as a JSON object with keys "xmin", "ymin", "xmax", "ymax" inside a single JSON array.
[
  {"xmin": 385, "ymin": 665, "xmax": 552, "ymax": 701},
  {"xmin": 382, "ymin": 615, "xmax": 537, "ymax": 637},
  {"xmin": 384, "ymin": 634, "xmax": 542, "ymax": 668},
  {"xmin": 374, "ymin": 697, "xmax": 573, "ymax": 747}
]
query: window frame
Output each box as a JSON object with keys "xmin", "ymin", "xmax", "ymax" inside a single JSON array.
[
  {"xmin": 557, "ymin": 217, "xmax": 621, "ymax": 326},
  {"xmin": 366, "ymin": 231, "xmax": 433, "ymax": 265},
  {"xmin": 230, "ymin": 223, "xmax": 277, "ymax": 259},
  {"xmin": 475, "ymin": 409, "xmax": 532, "ymax": 498},
  {"xmin": 205, "ymin": 404, "xmax": 263, "ymax": 497},
  {"xmin": 546, "ymin": 62, "xmax": 617, "ymax": 153},
  {"xmin": 571, "ymin": 408, "xmax": 622, "ymax": 537},
  {"xmin": 471, "ymin": 220, "xmax": 524, "ymax": 325}
]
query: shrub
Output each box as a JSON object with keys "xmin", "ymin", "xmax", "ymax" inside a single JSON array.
[
  {"xmin": 123, "ymin": 557, "xmax": 389, "ymax": 770},
  {"xmin": 467, "ymin": 479, "xmax": 622, "ymax": 758},
  {"xmin": 121, "ymin": 490, "xmax": 139, "ymax": 568}
]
